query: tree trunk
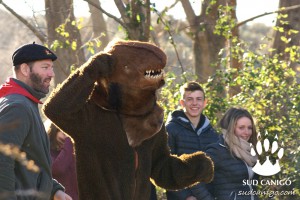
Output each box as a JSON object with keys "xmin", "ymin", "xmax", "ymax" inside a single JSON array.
[
  {"xmin": 226, "ymin": 0, "xmax": 241, "ymax": 96},
  {"xmin": 85, "ymin": 0, "xmax": 152, "ymax": 42},
  {"xmin": 45, "ymin": 0, "xmax": 85, "ymax": 85},
  {"xmin": 88, "ymin": 0, "xmax": 110, "ymax": 51},
  {"xmin": 180, "ymin": 0, "xmax": 238, "ymax": 84},
  {"xmin": 115, "ymin": 0, "xmax": 151, "ymax": 41}
]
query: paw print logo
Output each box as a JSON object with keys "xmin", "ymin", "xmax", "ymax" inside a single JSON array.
[{"xmin": 250, "ymin": 132, "xmax": 284, "ymax": 176}]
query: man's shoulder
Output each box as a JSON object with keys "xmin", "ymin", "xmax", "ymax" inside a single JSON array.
[
  {"xmin": 166, "ymin": 117, "xmax": 189, "ymax": 130},
  {"xmin": 2, "ymin": 93, "xmax": 32, "ymax": 103},
  {"xmin": 165, "ymin": 120, "xmax": 180, "ymax": 133},
  {"xmin": 167, "ymin": 110, "xmax": 189, "ymax": 124},
  {"xmin": 206, "ymin": 136, "xmax": 224, "ymax": 150},
  {"xmin": 205, "ymin": 141, "xmax": 225, "ymax": 155},
  {"xmin": 201, "ymin": 121, "xmax": 218, "ymax": 135},
  {"xmin": 206, "ymin": 126, "xmax": 219, "ymax": 135},
  {"xmin": 0, "ymin": 95, "xmax": 33, "ymax": 112},
  {"xmin": 166, "ymin": 120, "xmax": 191, "ymax": 137}
]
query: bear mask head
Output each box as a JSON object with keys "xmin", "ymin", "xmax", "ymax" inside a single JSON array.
[{"xmin": 92, "ymin": 40, "xmax": 167, "ymax": 147}]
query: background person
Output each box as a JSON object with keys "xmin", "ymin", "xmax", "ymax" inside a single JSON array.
[
  {"xmin": 0, "ymin": 43, "xmax": 71, "ymax": 200},
  {"xmin": 46, "ymin": 122, "xmax": 79, "ymax": 200},
  {"xmin": 166, "ymin": 81, "xmax": 219, "ymax": 200},
  {"xmin": 193, "ymin": 107, "xmax": 259, "ymax": 200}
]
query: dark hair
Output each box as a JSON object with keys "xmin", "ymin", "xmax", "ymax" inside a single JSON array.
[
  {"xmin": 219, "ymin": 107, "xmax": 258, "ymax": 146},
  {"xmin": 46, "ymin": 123, "xmax": 63, "ymax": 150},
  {"xmin": 14, "ymin": 64, "xmax": 21, "ymax": 71},
  {"xmin": 14, "ymin": 61, "xmax": 34, "ymax": 71},
  {"xmin": 180, "ymin": 81, "xmax": 205, "ymax": 99}
]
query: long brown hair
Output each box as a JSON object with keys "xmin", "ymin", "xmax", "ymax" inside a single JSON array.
[
  {"xmin": 219, "ymin": 107, "xmax": 258, "ymax": 148},
  {"xmin": 46, "ymin": 123, "xmax": 61, "ymax": 150}
]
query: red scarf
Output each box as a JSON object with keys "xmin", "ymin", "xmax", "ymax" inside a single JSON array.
[{"xmin": 0, "ymin": 78, "xmax": 42, "ymax": 104}]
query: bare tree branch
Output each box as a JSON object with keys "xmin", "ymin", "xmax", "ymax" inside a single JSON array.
[
  {"xmin": 180, "ymin": 0, "xmax": 197, "ymax": 29},
  {"xmin": 0, "ymin": 1, "xmax": 46, "ymax": 43},
  {"xmin": 114, "ymin": 0, "xmax": 131, "ymax": 24},
  {"xmin": 236, "ymin": 4, "xmax": 300, "ymax": 28},
  {"xmin": 153, "ymin": 10, "xmax": 186, "ymax": 80},
  {"xmin": 83, "ymin": 0, "xmax": 129, "ymax": 32},
  {"xmin": 161, "ymin": 0, "xmax": 180, "ymax": 14}
]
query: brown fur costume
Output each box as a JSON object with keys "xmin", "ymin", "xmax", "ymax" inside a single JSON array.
[{"xmin": 43, "ymin": 40, "xmax": 214, "ymax": 200}]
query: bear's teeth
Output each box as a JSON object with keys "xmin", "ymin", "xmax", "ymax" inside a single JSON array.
[{"xmin": 145, "ymin": 69, "xmax": 162, "ymax": 75}]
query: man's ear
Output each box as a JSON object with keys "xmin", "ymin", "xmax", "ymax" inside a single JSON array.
[
  {"xmin": 179, "ymin": 99, "xmax": 185, "ymax": 107},
  {"xmin": 203, "ymin": 99, "xmax": 208, "ymax": 108},
  {"xmin": 20, "ymin": 63, "xmax": 31, "ymax": 77}
]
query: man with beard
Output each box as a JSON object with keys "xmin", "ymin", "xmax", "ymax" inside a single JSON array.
[{"xmin": 0, "ymin": 43, "xmax": 72, "ymax": 200}]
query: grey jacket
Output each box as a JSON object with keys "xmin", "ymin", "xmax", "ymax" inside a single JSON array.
[{"xmin": 0, "ymin": 78, "xmax": 63, "ymax": 200}]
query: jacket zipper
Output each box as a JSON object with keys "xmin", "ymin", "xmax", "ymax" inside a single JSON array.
[{"xmin": 244, "ymin": 161, "xmax": 254, "ymax": 200}]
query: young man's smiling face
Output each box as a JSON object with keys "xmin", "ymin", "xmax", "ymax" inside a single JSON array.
[{"xmin": 180, "ymin": 90, "xmax": 207, "ymax": 119}]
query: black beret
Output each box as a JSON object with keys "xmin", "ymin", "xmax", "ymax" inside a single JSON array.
[{"xmin": 12, "ymin": 42, "xmax": 57, "ymax": 66}]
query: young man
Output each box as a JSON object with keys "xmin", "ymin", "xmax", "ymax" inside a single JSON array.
[
  {"xmin": 166, "ymin": 81, "xmax": 219, "ymax": 200},
  {"xmin": 0, "ymin": 43, "xmax": 72, "ymax": 200}
]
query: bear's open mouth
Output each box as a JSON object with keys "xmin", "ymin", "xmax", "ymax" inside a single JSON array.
[{"xmin": 144, "ymin": 69, "xmax": 164, "ymax": 79}]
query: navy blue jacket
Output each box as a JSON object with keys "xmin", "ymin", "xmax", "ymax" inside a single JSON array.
[
  {"xmin": 166, "ymin": 110, "xmax": 219, "ymax": 199},
  {"xmin": 191, "ymin": 135, "xmax": 259, "ymax": 200}
]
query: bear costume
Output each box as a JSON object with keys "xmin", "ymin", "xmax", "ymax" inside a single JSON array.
[{"xmin": 43, "ymin": 39, "xmax": 214, "ymax": 200}]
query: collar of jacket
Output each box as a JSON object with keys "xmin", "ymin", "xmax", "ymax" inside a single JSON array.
[
  {"xmin": 0, "ymin": 77, "xmax": 44, "ymax": 104},
  {"xmin": 218, "ymin": 134, "xmax": 228, "ymax": 148},
  {"xmin": 168, "ymin": 110, "xmax": 210, "ymax": 133}
]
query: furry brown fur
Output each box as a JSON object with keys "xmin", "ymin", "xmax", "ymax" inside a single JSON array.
[
  {"xmin": 91, "ymin": 40, "xmax": 166, "ymax": 146},
  {"xmin": 43, "ymin": 39, "xmax": 214, "ymax": 200}
]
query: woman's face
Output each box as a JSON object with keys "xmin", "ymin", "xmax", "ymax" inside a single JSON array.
[{"xmin": 234, "ymin": 117, "xmax": 253, "ymax": 141}]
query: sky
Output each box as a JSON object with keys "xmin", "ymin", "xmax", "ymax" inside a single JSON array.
[{"xmin": 1, "ymin": 0, "xmax": 279, "ymax": 26}]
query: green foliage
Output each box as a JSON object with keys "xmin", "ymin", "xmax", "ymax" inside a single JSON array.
[
  {"xmin": 159, "ymin": 72, "xmax": 181, "ymax": 120},
  {"xmin": 82, "ymin": 34, "xmax": 105, "ymax": 55},
  {"xmin": 51, "ymin": 18, "xmax": 83, "ymax": 51},
  {"xmin": 214, "ymin": 5, "xmax": 236, "ymax": 38},
  {"xmin": 208, "ymin": 36, "xmax": 299, "ymax": 200},
  {"xmin": 159, "ymin": 11, "xmax": 299, "ymax": 200},
  {"xmin": 155, "ymin": 186, "xmax": 167, "ymax": 200}
]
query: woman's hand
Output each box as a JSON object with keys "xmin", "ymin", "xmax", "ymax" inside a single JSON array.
[
  {"xmin": 53, "ymin": 190, "xmax": 72, "ymax": 200},
  {"xmin": 186, "ymin": 196, "xmax": 197, "ymax": 200}
]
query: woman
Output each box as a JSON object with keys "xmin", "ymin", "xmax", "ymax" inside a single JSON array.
[
  {"xmin": 192, "ymin": 107, "xmax": 259, "ymax": 200},
  {"xmin": 47, "ymin": 122, "xmax": 79, "ymax": 200}
]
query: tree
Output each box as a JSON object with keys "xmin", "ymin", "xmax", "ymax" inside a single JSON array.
[
  {"xmin": 0, "ymin": 9, "xmax": 36, "ymax": 83},
  {"xmin": 272, "ymin": 0, "xmax": 300, "ymax": 74},
  {"xmin": 0, "ymin": 0, "xmax": 86, "ymax": 85},
  {"xmin": 84, "ymin": 0, "xmax": 152, "ymax": 41},
  {"xmin": 86, "ymin": 0, "xmax": 110, "ymax": 52},
  {"xmin": 45, "ymin": 0, "xmax": 85, "ymax": 85},
  {"xmin": 1, "ymin": 1, "xmax": 299, "ymax": 199},
  {"xmin": 179, "ymin": 0, "xmax": 237, "ymax": 83},
  {"xmin": 161, "ymin": 1, "xmax": 300, "ymax": 199}
]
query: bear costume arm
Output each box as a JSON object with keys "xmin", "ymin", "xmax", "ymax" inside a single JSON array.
[
  {"xmin": 150, "ymin": 126, "xmax": 214, "ymax": 190},
  {"xmin": 43, "ymin": 52, "xmax": 115, "ymax": 135}
]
